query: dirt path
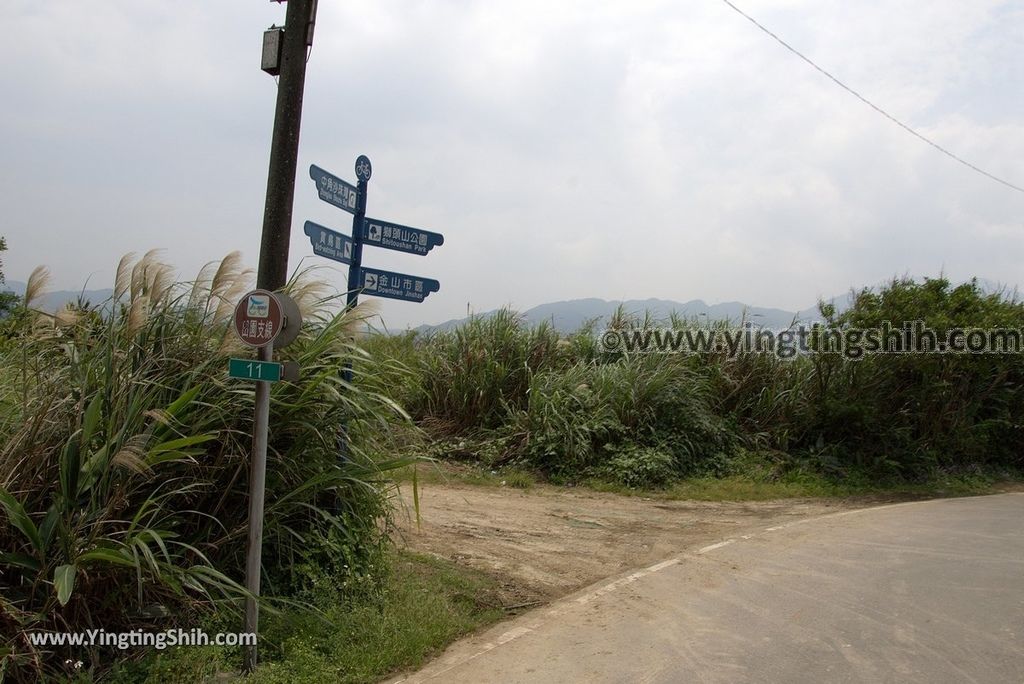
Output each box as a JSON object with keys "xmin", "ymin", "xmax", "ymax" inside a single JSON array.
[{"xmin": 391, "ymin": 483, "xmax": 863, "ymax": 606}]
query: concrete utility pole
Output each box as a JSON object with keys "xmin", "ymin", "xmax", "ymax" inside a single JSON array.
[
  {"xmin": 246, "ymin": 0, "xmax": 318, "ymax": 673},
  {"xmin": 256, "ymin": 0, "xmax": 317, "ymax": 291}
]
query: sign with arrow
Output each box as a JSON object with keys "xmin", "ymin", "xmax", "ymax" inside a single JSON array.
[
  {"xmin": 359, "ymin": 266, "xmax": 440, "ymax": 303},
  {"xmin": 306, "ymin": 157, "xmax": 443, "ymax": 308},
  {"xmin": 303, "ymin": 221, "xmax": 353, "ymax": 265},
  {"xmin": 362, "ymin": 217, "xmax": 444, "ymax": 256},
  {"xmin": 309, "ymin": 164, "xmax": 358, "ymax": 214}
]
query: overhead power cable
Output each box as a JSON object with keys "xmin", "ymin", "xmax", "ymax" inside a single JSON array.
[{"xmin": 719, "ymin": 0, "xmax": 1024, "ymax": 195}]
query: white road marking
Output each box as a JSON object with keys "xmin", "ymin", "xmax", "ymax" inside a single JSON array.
[
  {"xmin": 395, "ymin": 558, "xmax": 682, "ymax": 682},
  {"xmin": 697, "ymin": 539, "xmax": 735, "ymax": 554}
]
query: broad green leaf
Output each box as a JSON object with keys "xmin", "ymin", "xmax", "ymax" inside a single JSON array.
[
  {"xmin": 78, "ymin": 547, "xmax": 137, "ymax": 569},
  {"xmin": 147, "ymin": 434, "xmax": 215, "ymax": 461},
  {"xmin": 81, "ymin": 393, "xmax": 103, "ymax": 446},
  {"xmin": 0, "ymin": 552, "xmax": 41, "ymax": 572},
  {"xmin": 39, "ymin": 506, "xmax": 60, "ymax": 550},
  {"xmin": 58, "ymin": 432, "xmax": 82, "ymax": 504},
  {"xmin": 0, "ymin": 487, "xmax": 42, "ymax": 553},
  {"xmin": 145, "ymin": 451, "xmax": 198, "ymax": 468},
  {"xmin": 54, "ymin": 564, "xmax": 76, "ymax": 606},
  {"xmin": 142, "ymin": 529, "xmax": 172, "ymax": 564},
  {"xmin": 145, "ymin": 436, "xmax": 215, "ymax": 466},
  {"xmin": 163, "ymin": 386, "xmax": 201, "ymax": 421}
]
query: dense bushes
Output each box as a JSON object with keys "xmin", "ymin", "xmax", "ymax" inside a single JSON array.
[
  {"xmin": 366, "ymin": 277, "xmax": 1024, "ymax": 484},
  {"xmin": 0, "ymin": 254, "xmax": 410, "ymax": 680},
  {"xmin": 803, "ymin": 278, "xmax": 1024, "ymax": 472}
]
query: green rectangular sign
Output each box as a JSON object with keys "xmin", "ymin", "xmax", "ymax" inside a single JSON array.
[{"xmin": 228, "ymin": 358, "xmax": 282, "ymax": 382}]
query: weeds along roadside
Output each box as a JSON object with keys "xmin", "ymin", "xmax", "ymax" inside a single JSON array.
[
  {"xmin": 363, "ymin": 277, "xmax": 1024, "ymax": 488},
  {"xmin": 0, "ymin": 252, "xmax": 417, "ymax": 681}
]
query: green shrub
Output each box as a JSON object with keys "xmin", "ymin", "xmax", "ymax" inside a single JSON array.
[
  {"xmin": 804, "ymin": 277, "xmax": 1024, "ymax": 474},
  {"xmin": 0, "ymin": 254, "xmax": 412, "ymax": 680},
  {"xmin": 597, "ymin": 444, "xmax": 675, "ymax": 488},
  {"xmin": 505, "ymin": 364, "xmax": 621, "ymax": 474},
  {"xmin": 389, "ymin": 310, "xmax": 568, "ymax": 434},
  {"xmin": 385, "ymin": 277, "xmax": 1024, "ymax": 485}
]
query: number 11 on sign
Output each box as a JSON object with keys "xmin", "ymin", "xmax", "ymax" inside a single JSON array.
[{"xmin": 229, "ymin": 358, "xmax": 283, "ymax": 382}]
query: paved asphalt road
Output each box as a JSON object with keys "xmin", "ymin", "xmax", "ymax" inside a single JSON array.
[{"xmin": 395, "ymin": 493, "xmax": 1024, "ymax": 683}]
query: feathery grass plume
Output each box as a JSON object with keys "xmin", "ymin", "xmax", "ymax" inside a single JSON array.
[
  {"xmin": 313, "ymin": 297, "xmax": 383, "ymax": 353},
  {"xmin": 284, "ymin": 264, "xmax": 336, "ymax": 321},
  {"xmin": 216, "ymin": 325, "xmax": 248, "ymax": 356},
  {"xmin": 54, "ymin": 303, "xmax": 82, "ymax": 327},
  {"xmin": 212, "ymin": 267, "xmax": 254, "ymax": 323},
  {"xmin": 187, "ymin": 259, "xmax": 219, "ymax": 312},
  {"xmin": 113, "ymin": 252, "xmax": 136, "ymax": 302},
  {"xmin": 145, "ymin": 261, "xmax": 176, "ymax": 306},
  {"xmin": 346, "ymin": 299, "xmax": 382, "ymax": 340},
  {"xmin": 208, "ymin": 251, "xmax": 244, "ymax": 309},
  {"xmin": 127, "ymin": 294, "xmax": 150, "ymax": 336},
  {"xmin": 29, "ymin": 311, "xmax": 57, "ymax": 337},
  {"xmin": 129, "ymin": 250, "xmax": 162, "ymax": 302},
  {"xmin": 143, "ymin": 408, "xmax": 173, "ymax": 426},
  {"xmin": 111, "ymin": 437, "xmax": 152, "ymax": 475},
  {"xmin": 130, "ymin": 260, "xmax": 144, "ymax": 302},
  {"xmin": 24, "ymin": 265, "xmax": 51, "ymax": 309}
]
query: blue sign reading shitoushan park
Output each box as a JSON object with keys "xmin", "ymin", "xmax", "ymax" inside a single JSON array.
[{"xmin": 362, "ymin": 217, "xmax": 444, "ymax": 257}]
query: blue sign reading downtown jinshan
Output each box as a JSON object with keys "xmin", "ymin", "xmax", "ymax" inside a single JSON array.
[{"xmin": 359, "ymin": 266, "xmax": 440, "ymax": 303}]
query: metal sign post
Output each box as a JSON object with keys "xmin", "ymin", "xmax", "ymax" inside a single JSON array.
[
  {"xmin": 337, "ymin": 157, "xmax": 371, "ymax": 463},
  {"xmin": 247, "ymin": 0, "xmax": 317, "ymax": 671},
  {"xmin": 304, "ymin": 156, "xmax": 444, "ymax": 468},
  {"xmin": 345, "ymin": 155, "xmax": 372, "ymax": 316},
  {"xmin": 231, "ymin": 289, "xmax": 301, "ymax": 672},
  {"xmin": 243, "ymin": 340, "xmax": 272, "ymax": 670}
]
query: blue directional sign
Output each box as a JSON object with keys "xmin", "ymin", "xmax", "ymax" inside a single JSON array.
[
  {"xmin": 309, "ymin": 164, "xmax": 358, "ymax": 214},
  {"xmin": 303, "ymin": 221, "xmax": 353, "ymax": 265},
  {"xmin": 362, "ymin": 217, "xmax": 444, "ymax": 257},
  {"xmin": 359, "ymin": 266, "xmax": 440, "ymax": 303}
]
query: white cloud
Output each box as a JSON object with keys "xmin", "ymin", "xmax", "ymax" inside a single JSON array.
[{"xmin": 2, "ymin": 0, "xmax": 1021, "ymax": 328}]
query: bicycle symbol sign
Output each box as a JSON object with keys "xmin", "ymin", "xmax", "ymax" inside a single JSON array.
[{"xmin": 355, "ymin": 155, "xmax": 372, "ymax": 182}]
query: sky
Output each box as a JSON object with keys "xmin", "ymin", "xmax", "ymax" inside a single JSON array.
[{"xmin": 2, "ymin": 0, "xmax": 1022, "ymax": 329}]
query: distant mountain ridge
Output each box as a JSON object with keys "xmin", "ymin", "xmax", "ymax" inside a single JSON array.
[
  {"xmin": 3, "ymin": 281, "xmax": 115, "ymax": 313},
  {"xmin": 5, "ymin": 277, "xmax": 1012, "ymax": 334},
  {"xmin": 416, "ymin": 296, "xmax": 845, "ymax": 334},
  {"xmin": 414, "ymin": 278, "xmax": 1015, "ymax": 334}
]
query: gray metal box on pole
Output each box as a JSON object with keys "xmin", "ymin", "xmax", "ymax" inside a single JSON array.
[{"xmin": 261, "ymin": 28, "xmax": 284, "ymax": 76}]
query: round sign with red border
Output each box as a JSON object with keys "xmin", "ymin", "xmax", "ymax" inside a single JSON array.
[{"xmin": 233, "ymin": 289, "xmax": 284, "ymax": 347}]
